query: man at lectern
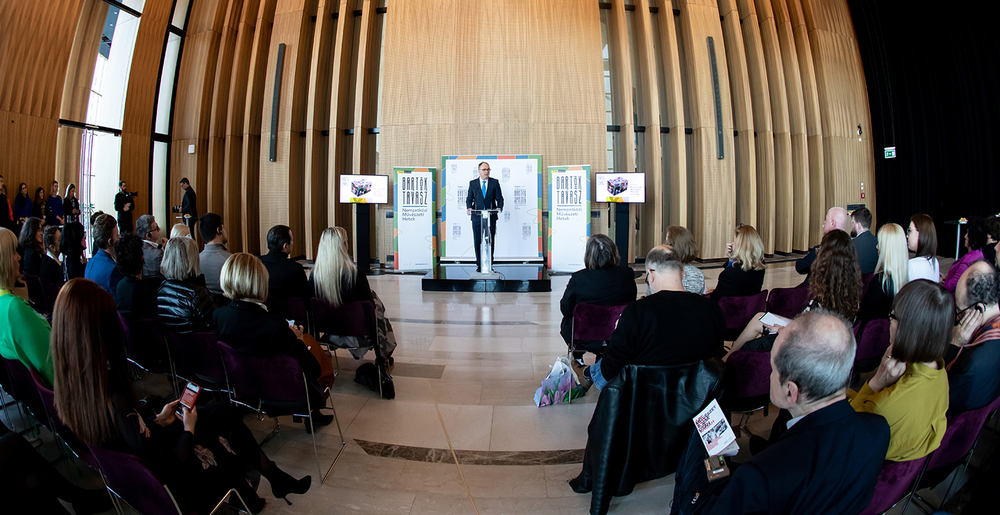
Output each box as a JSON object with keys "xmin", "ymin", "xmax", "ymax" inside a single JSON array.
[{"xmin": 465, "ymin": 161, "xmax": 504, "ymax": 272}]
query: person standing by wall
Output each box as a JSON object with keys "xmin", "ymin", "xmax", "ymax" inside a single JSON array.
[
  {"xmin": 46, "ymin": 181, "xmax": 64, "ymax": 227},
  {"xmin": 177, "ymin": 178, "xmax": 198, "ymax": 234},
  {"xmin": 114, "ymin": 181, "xmax": 135, "ymax": 235}
]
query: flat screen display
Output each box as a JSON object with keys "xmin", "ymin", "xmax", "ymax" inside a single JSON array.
[
  {"xmin": 595, "ymin": 173, "xmax": 645, "ymax": 203},
  {"xmin": 339, "ymin": 174, "xmax": 389, "ymax": 204}
]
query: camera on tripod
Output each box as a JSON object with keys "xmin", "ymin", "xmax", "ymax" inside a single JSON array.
[{"xmin": 124, "ymin": 191, "xmax": 138, "ymax": 198}]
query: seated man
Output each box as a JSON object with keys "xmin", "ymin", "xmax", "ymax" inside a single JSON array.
[
  {"xmin": 198, "ymin": 212, "xmax": 231, "ymax": 300},
  {"xmin": 585, "ymin": 245, "xmax": 725, "ymax": 390},
  {"xmin": 114, "ymin": 233, "xmax": 162, "ymax": 319},
  {"xmin": 135, "ymin": 214, "xmax": 166, "ymax": 280},
  {"xmin": 673, "ymin": 310, "xmax": 890, "ymax": 515},
  {"xmin": 851, "ymin": 207, "xmax": 878, "ymax": 274},
  {"xmin": 84, "ymin": 213, "xmax": 123, "ymax": 294},
  {"xmin": 947, "ymin": 261, "xmax": 1000, "ymax": 413},
  {"xmin": 795, "ymin": 207, "xmax": 849, "ymax": 276},
  {"xmin": 260, "ymin": 224, "xmax": 309, "ymax": 309}
]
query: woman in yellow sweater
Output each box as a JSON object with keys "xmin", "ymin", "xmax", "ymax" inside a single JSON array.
[{"xmin": 849, "ymin": 279, "xmax": 952, "ymax": 461}]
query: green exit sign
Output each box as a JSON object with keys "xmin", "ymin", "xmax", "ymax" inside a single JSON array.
[{"xmin": 884, "ymin": 147, "xmax": 896, "ymax": 159}]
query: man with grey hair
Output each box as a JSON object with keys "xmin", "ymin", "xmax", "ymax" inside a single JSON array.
[
  {"xmin": 135, "ymin": 214, "xmax": 166, "ymax": 279},
  {"xmin": 584, "ymin": 245, "xmax": 724, "ymax": 390},
  {"xmin": 673, "ymin": 310, "xmax": 889, "ymax": 514},
  {"xmin": 795, "ymin": 206, "xmax": 850, "ymax": 276},
  {"xmin": 946, "ymin": 261, "xmax": 1000, "ymax": 412}
]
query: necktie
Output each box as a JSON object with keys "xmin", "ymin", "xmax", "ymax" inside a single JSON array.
[{"xmin": 482, "ymin": 181, "xmax": 487, "ymax": 203}]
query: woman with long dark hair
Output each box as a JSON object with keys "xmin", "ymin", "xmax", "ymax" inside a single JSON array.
[
  {"xmin": 62, "ymin": 183, "xmax": 81, "ymax": 224},
  {"xmin": 18, "ymin": 217, "xmax": 44, "ymax": 276},
  {"xmin": 60, "ymin": 221, "xmax": 87, "ymax": 281},
  {"xmin": 51, "ymin": 279, "xmax": 311, "ymax": 513},
  {"xmin": 907, "ymin": 213, "xmax": 940, "ymax": 282},
  {"xmin": 13, "ymin": 182, "xmax": 31, "ymax": 231},
  {"xmin": 30, "ymin": 187, "xmax": 45, "ymax": 221}
]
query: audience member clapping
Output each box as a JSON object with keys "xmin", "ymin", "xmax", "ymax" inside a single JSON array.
[
  {"xmin": 858, "ymin": 222, "xmax": 908, "ymax": 321},
  {"xmin": 849, "ymin": 279, "xmax": 951, "ymax": 461},
  {"xmin": 0, "ymin": 227, "xmax": 54, "ymax": 385},
  {"xmin": 709, "ymin": 224, "xmax": 765, "ymax": 301},
  {"xmin": 728, "ymin": 230, "xmax": 861, "ymax": 355},
  {"xmin": 559, "ymin": 234, "xmax": 637, "ymax": 365},
  {"xmin": 156, "ymin": 237, "xmax": 216, "ymax": 333},
  {"xmin": 51, "ymin": 278, "xmax": 311, "ymax": 513},
  {"xmin": 944, "ymin": 216, "xmax": 987, "ymax": 292},
  {"xmin": 946, "ymin": 261, "xmax": 1000, "ymax": 413},
  {"xmin": 907, "ymin": 213, "xmax": 940, "ymax": 282},
  {"xmin": 665, "ymin": 226, "xmax": 705, "ymax": 295}
]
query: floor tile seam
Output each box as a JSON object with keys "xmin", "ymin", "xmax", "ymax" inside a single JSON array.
[{"xmin": 434, "ymin": 402, "xmax": 481, "ymax": 515}]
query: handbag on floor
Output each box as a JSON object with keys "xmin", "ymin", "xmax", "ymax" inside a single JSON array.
[{"xmin": 534, "ymin": 357, "xmax": 585, "ymax": 407}]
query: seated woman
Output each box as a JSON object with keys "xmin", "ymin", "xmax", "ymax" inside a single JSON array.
[
  {"xmin": 0, "ymin": 228, "xmax": 54, "ymax": 385},
  {"xmin": 60, "ymin": 222, "xmax": 87, "ymax": 281},
  {"xmin": 39, "ymin": 225, "xmax": 63, "ymax": 287},
  {"xmin": 212, "ymin": 253, "xmax": 334, "ymax": 431},
  {"xmin": 907, "ymin": 213, "xmax": 940, "ymax": 282},
  {"xmin": 944, "ymin": 217, "xmax": 987, "ymax": 292},
  {"xmin": 115, "ymin": 233, "xmax": 161, "ymax": 319},
  {"xmin": 665, "ymin": 226, "xmax": 705, "ymax": 295},
  {"xmin": 51, "ymin": 279, "xmax": 311, "ymax": 513},
  {"xmin": 311, "ymin": 226, "xmax": 396, "ymax": 363},
  {"xmin": 728, "ymin": 230, "xmax": 861, "ymax": 356},
  {"xmin": 156, "ymin": 237, "xmax": 217, "ymax": 333},
  {"xmin": 170, "ymin": 223, "xmax": 192, "ymax": 239},
  {"xmin": 559, "ymin": 234, "xmax": 636, "ymax": 365},
  {"xmin": 709, "ymin": 224, "xmax": 765, "ymax": 301},
  {"xmin": 18, "ymin": 217, "xmax": 43, "ymax": 276},
  {"xmin": 849, "ymin": 279, "xmax": 951, "ymax": 461},
  {"xmin": 858, "ymin": 223, "xmax": 909, "ymax": 321}
]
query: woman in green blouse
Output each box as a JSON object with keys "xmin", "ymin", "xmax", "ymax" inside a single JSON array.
[
  {"xmin": 0, "ymin": 227, "xmax": 54, "ymax": 385},
  {"xmin": 849, "ymin": 279, "xmax": 952, "ymax": 461}
]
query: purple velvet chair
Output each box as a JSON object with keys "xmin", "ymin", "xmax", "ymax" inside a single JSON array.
[
  {"xmin": 268, "ymin": 296, "xmax": 309, "ymax": 327},
  {"xmin": 725, "ymin": 349, "xmax": 772, "ymax": 433},
  {"xmin": 859, "ymin": 456, "xmax": 929, "ymax": 515},
  {"xmin": 570, "ymin": 302, "xmax": 630, "ymax": 356},
  {"xmin": 218, "ymin": 340, "xmax": 345, "ymax": 483},
  {"xmin": 854, "ymin": 319, "xmax": 891, "ymax": 373},
  {"xmin": 87, "ymin": 443, "xmax": 252, "ymax": 515},
  {"xmin": 311, "ymin": 298, "xmax": 382, "ymax": 388},
  {"xmin": 717, "ymin": 290, "xmax": 769, "ymax": 341},
  {"xmin": 28, "ymin": 366, "xmax": 96, "ymax": 467},
  {"xmin": 1, "ymin": 357, "xmax": 48, "ymax": 431},
  {"xmin": 765, "ymin": 286, "xmax": 810, "ymax": 320},
  {"xmin": 162, "ymin": 331, "xmax": 229, "ymax": 392},
  {"xmin": 119, "ymin": 315, "xmax": 176, "ymax": 395}
]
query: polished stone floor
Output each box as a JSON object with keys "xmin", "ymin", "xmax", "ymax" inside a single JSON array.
[{"xmin": 6, "ymin": 256, "xmax": 990, "ymax": 514}]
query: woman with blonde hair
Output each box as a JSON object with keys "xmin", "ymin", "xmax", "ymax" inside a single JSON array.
[
  {"xmin": 858, "ymin": 223, "xmax": 909, "ymax": 321},
  {"xmin": 170, "ymin": 223, "xmax": 192, "ymax": 239},
  {"xmin": 212, "ymin": 253, "xmax": 334, "ymax": 431},
  {"xmin": 665, "ymin": 225, "xmax": 705, "ymax": 295},
  {"xmin": 710, "ymin": 224, "xmax": 765, "ymax": 301},
  {"xmin": 0, "ymin": 227, "xmax": 54, "ymax": 385},
  {"xmin": 156, "ymin": 237, "xmax": 216, "ymax": 332},
  {"xmin": 311, "ymin": 227, "xmax": 396, "ymax": 363}
]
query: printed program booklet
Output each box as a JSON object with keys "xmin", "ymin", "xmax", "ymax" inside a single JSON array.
[{"xmin": 694, "ymin": 399, "xmax": 739, "ymax": 456}]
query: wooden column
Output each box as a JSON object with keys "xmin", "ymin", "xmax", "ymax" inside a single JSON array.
[
  {"xmin": 608, "ymin": 0, "xmax": 636, "ymax": 261},
  {"xmin": 350, "ymin": 0, "xmax": 381, "ymax": 262},
  {"xmin": 303, "ymin": 0, "xmax": 337, "ymax": 258},
  {"xmin": 635, "ymin": 0, "xmax": 664, "ymax": 253},
  {"xmin": 328, "ymin": 0, "xmax": 356, "ymax": 237},
  {"xmin": 787, "ymin": 0, "xmax": 824, "ymax": 246},
  {"xmin": 718, "ymin": 0, "xmax": 757, "ymax": 229},
  {"xmin": 206, "ymin": 0, "xmax": 245, "ymax": 231},
  {"xmin": 656, "ymin": 1, "xmax": 688, "ymax": 229}
]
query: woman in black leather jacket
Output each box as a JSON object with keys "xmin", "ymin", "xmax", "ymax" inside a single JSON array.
[{"xmin": 156, "ymin": 237, "xmax": 217, "ymax": 333}]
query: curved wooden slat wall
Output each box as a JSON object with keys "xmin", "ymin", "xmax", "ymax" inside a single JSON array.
[{"xmin": 1, "ymin": 0, "xmax": 873, "ymax": 263}]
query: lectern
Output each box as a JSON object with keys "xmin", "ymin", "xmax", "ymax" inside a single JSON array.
[{"xmin": 470, "ymin": 209, "xmax": 500, "ymax": 278}]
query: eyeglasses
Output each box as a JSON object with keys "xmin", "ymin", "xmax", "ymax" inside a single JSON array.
[{"xmin": 888, "ymin": 312, "xmax": 898, "ymax": 322}]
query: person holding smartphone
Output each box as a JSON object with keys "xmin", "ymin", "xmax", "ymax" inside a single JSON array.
[{"xmin": 51, "ymin": 279, "xmax": 312, "ymax": 514}]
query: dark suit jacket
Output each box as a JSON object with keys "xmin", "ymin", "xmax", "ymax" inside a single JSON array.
[
  {"xmin": 22, "ymin": 246, "xmax": 42, "ymax": 276},
  {"xmin": 853, "ymin": 230, "xmax": 879, "ymax": 274},
  {"xmin": 599, "ymin": 290, "xmax": 725, "ymax": 383},
  {"xmin": 705, "ymin": 400, "xmax": 889, "ymax": 515},
  {"xmin": 115, "ymin": 275, "xmax": 162, "ymax": 319},
  {"xmin": 795, "ymin": 245, "xmax": 818, "ymax": 275},
  {"xmin": 710, "ymin": 263, "xmax": 765, "ymax": 300},
  {"xmin": 39, "ymin": 255, "xmax": 64, "ymax": 287},
  {"xmin": 465, "ymin": 177, "xmax": 504, "ymax": 220},
  {"xmin": 945, "ymin": 332, "xmax": 1000, "ymax": 413},
  {"xmin": 181, "ymin": 188, "xmax": 198, "ymax": 219},
  {"xmin": 212, "ymin": 300, "xmax": 320, "ymax": 380},
  {"xmin": 559, "ymin": 266, "xmax": 637, "ymax": 344},
  {"xmin": 261, "ymin": 250, "xmax": 309, "ymax": 305},
  {"xmin": 114, "ymin": 191, "xmax": 134, "ymax": 229}
]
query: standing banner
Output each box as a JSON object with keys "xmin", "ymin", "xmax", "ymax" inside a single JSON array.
[
  {"xmin": 441, "ymin": 155, "xmax": 542, "ymax": 261},
  {"xmin": 393, "ymin": 167, "xmax": 436, "ymax": 271},
  {"xmin": 548, "ymin": 166, "xmax": 591, "ymax": 272}
]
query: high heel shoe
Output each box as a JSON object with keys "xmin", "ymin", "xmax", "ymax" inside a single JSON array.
[{"xmin": 264, "ymin": 462, "xmax": 312, "ymax": 504}]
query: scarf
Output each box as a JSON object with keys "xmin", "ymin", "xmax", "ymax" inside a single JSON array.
[{"xmin": 947, "ymin": 314, "xmax": 1000, "ymax": 371}]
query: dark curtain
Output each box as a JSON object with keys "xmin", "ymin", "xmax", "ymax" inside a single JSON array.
[{"xmin": 848, "ymin": 0, "xmax": 1000, "ymax": 257}]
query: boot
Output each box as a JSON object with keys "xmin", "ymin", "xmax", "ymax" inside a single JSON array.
[
  {"xmin": 263, "ymin": 461, "xmax": 312, "ymax": 503},
  {"xmin": 303, "ymin": 410, "xmax": 334, "ymax": 434}
]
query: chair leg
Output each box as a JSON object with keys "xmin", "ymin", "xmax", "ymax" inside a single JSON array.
[
  {"xmin": 303, "ymin": 374, "xmax": 323, "ymax": 480},
  {"xmin": 321, "ymin": 389, "xmax": 347, "ymax": 485},
  {"xmin": 207, "ymin": 487, "xmax": 252, "ymax": 515},
  {"xmin": 331, "ymin": 348, "xmax": 340, "ymax": 378},
  {"xmin": 258, "ymin": 417, "xmax": 282, "ymax": 447}
]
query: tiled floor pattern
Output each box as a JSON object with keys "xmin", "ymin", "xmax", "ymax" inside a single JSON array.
[{"xmin": 6, "ymin": 257, "xmax": 987, "ymax": 514}]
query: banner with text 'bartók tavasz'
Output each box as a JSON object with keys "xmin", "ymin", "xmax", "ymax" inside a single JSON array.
[
  {"xmin": 393, "ymin": 167, "xmax": 436, "ymax": 271},
  {"xmin": 548, "ymin": 165, "xmax": 590, "ymax": 272}
]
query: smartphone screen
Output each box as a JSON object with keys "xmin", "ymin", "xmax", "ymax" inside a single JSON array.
[{"xmin": 179, "ymin": 382, "xmax": 201, "ymax": 410}]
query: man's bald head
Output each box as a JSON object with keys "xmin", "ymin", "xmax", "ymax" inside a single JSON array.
[
  {"xmin": 772, "ymin": 309, "xmax": 856, "ymax": 405},
  {"xmin": 956, "ymin": 260, "xmax": 1000, "ymax": 310},
  {"xmin": 824, "ymin": 207, "xmax": 850, "ymax": 234}
]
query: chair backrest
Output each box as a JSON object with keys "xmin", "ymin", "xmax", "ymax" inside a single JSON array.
[
  {"xmin": 87, "ymin": 444, "xmax": 184, "ymax": 515},
  {"xmin": 726, "ymin": 349, "xmax": 772, "ymax": 399},
  {"xmin": 28, "ymin": 365, "xmax": 95, "ymax": 465},
  {"xmin": 1, "ymin": 357, "xmax": 48, "ymax": 428},
  {"xmin": 572, "ymin": 303, "xmax": 630, "ymax": 341},
  {"xmin": 925, "ymin": 395, "xmax": 1000, "ymax": 472},
  {"xmin": 217, "ymin": 341, "xmax": 308, "ymax": 408},
  {"xmin": 717, "ymin": 290, "xmax": 769, "ymax": 331},
  {"xmin": 858, "ymin": 457, "xmax": 929, "ymax": 515},
  {"xmin": 23, "ymin": 274, "xmax": 45, "ymax": 312},
  {"xmin": 765, "ymin": 286, "xmax": 810, "ymax": 319},
  {"xmin": 41, "ymin": 281, "xmax": 59, "ymax": 315},
  {"xmin": 120, "ymin": 316, "xmax": 171, "ymax": 372},
  {"xmin": 163, "ymin": 331, "xmax": 227, "ymax": 390},
  {"xmin": 310, "ymin": 298, "xmax": 376, "ymax": 339},
  {"xmin": 269, "ymin": 296, "xmax": 308, "ymax": 326},
  {"xmin": 855, "ymin": 318, "xmax": 891, "ymax": 362}
]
